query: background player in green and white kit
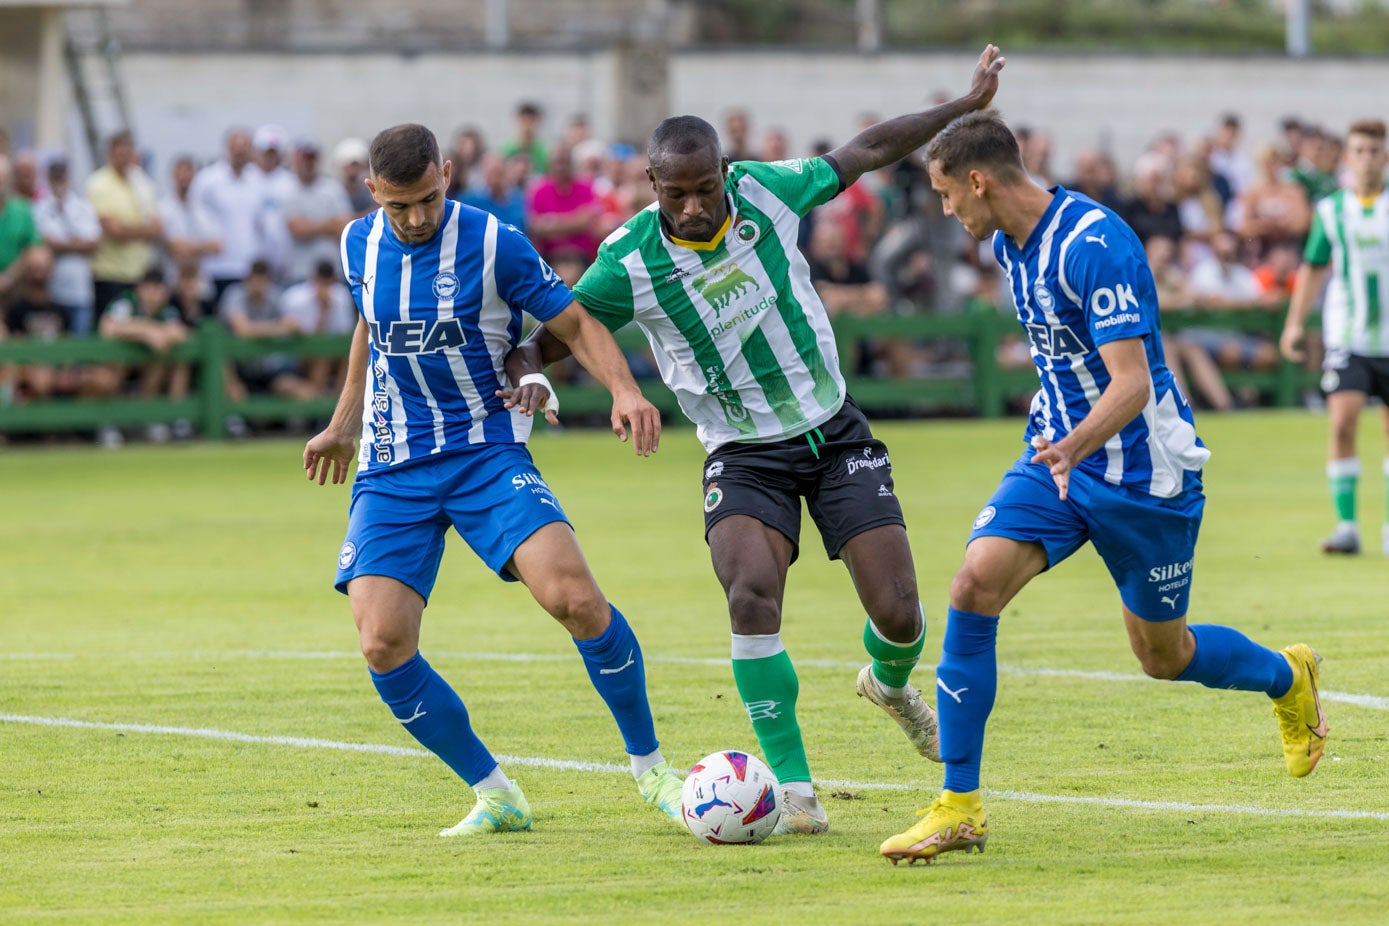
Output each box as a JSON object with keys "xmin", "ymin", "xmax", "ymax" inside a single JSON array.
[
  {"xmin": 505, "ymin": 46, "xmax": 1006, "ymax": 836},
  {"xmin": 1281, "ymin": 119, "xmax": 1389, "ymax": 556}
]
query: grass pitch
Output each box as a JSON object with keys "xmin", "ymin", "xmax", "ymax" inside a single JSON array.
[{"xmin": 2, "ymin": 410, "xmax": 1387, "ymax": 924}]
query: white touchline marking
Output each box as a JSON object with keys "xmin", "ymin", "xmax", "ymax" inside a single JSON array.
[
  {"xmin": 2, "ymin": 713, "xmax": 1385, "ymax": 822},
  {"xmin": 11, "ymin": 650, "xmax": 1389, "ymax": 711},
  {"xmin": 0, "ymin": 713, "xmax": 628, "ymax": 774}
]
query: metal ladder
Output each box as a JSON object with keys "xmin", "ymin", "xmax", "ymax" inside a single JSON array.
[{"xmin": 62, "ymin": 6, "xmax": 133, "ymax": 167}]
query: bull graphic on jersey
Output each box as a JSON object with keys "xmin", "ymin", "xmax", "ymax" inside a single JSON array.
[{"xmin": 692, "ymin": 261, "xmax": 760, "ymax": 317}]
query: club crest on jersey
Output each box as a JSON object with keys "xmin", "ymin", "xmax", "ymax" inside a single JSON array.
[
  {"xmin": 704, "ymin": 482, "xmax": 724, "ymax": 512},
  {"xmin": 432, "ymin": 271, "xmax": 461, "ymax": 301},
  {"xmin": 770, "ymin": 158, "xmax": 805, "ymax": 174},
  {"xmin": 734, "ymin": 219, "xmax": 760, "ymax": 246},
  {"xmin": 1033, "ymin": 282, "xmax": 1055, "ymax": 311},
  {"xmin": 338, "ymin": 541, "xmax": 357, "ymax": 569},
  {"xmin": 972, "ymin": 505, "xmax": 997, "ymax": 530}
]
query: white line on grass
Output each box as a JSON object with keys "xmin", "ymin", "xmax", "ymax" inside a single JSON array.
[
  {"xmin": 3, "ymin": 712, "xmax": 1386, "ymax": 822},
  {"xmin": 209, "ymin": 650, "xmax": 1389, "ymax": 712},
  {"xmin": 10, "ymin": 649, "xmax": 1389, "ymax": 711}
]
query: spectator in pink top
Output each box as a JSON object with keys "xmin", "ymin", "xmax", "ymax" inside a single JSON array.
[{"xmin": 527, "ymin": 142, "xmax": 599, "ymax": 268}]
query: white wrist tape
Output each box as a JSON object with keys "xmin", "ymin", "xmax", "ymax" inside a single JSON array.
[{"xmin": 517, "ymin": 373, "xmax": 559, "ymax": 415}]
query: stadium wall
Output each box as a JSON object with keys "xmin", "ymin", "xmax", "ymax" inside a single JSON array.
[{"xmin": 110, "ymin": 49, "xmax": 1381, "ymax": 177}]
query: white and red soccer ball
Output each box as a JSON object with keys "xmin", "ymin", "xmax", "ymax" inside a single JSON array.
[{"xmin": 680, "ymin": 750, "xmax": 781, "ymax": 844}]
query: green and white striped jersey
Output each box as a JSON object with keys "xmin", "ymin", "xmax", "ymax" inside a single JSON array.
[
  {"xmin": 1305, "ymin": 188, "xmax": 1389, "ymax": 357},
  {"xmin": 572, "ymin": 157, "xmax": 847, "ymax": 451}
]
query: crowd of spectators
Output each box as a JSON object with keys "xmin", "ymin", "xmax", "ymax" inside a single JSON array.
[{"xmin": 0, "ymin": 102, "xmax": 1359, "ymax": 444}]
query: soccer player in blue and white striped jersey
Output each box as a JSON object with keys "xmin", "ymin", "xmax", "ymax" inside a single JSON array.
[
  {"xmin": 878, "ymin": 111, "xmax": 1328, "ymax": 865},
  {"xmin": 303, "ymin": 124, "xmax": 683, "ymax": 836}
]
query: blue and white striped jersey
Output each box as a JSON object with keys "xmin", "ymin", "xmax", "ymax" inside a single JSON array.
[
  {"xmin": 994, "ymin": 186, "xmax": 1210, "ymax": 498},
  {"xmin": 340, "ymin": 200, "xmax": 573, "ymax": 475}
]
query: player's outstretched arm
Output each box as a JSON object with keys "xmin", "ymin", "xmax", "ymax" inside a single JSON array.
[
  {"xmin": 1029, "ymin": 337, "xmax": 1150, "ymax": 500},
  {"xmin": 826, "ymin": 44, "xmax": 1005, "ymax": 188},
  {"xmin": 303, "ymin": 316, "xmax": 367, "ymax": 485},
  {"xmin": 1280, "ymin": 263, "xmax": 1328, "ymax": 363},
  {"xmin": 533, "ymin": 301, "xmax": 660, "ymax": 457}
]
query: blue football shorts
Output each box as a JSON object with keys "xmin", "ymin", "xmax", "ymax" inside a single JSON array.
[
  {"xmin": 333, "ymin": 443, "xmax": 570, "ymax": 600},
  {"xmin": 967, "ymin": 453, "xmax": 1205, "ymax": 622}
]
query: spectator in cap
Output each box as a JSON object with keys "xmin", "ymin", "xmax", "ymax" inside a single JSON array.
[
  {"xmin": 333, "ymin": 137, "xmax": 375, "ymax": 217},
  {"xmin": 252, "ymin": 124, "xmax": 296, "ymax": 202}
]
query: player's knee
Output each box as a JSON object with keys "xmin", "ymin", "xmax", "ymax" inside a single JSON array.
[
  {"xmin": 1133, "ymin": 645, "xmax": 1185, "ymax": 680},
  {"xmin": 358, "ymin": 625, "xmax": 416, "ymax": 674},
  {"xmin": 543, "ymin": 585, "xmax": 609, "ymax": 635},
  {"xmin": 866, "ymin": 590, "xmax": 921, "ymax": 643},
  {"xmin": 726, "ymin": 583, "xmax": 782, "ymax": 635},
  {"xmin": 949, "ymin": 566, "xmax": 1005, "ymax": 616}
]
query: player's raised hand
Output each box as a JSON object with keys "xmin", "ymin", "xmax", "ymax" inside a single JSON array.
[
  {"xmin": 610, "ymin": 388, "xmax": 661, "ymax": 457},
  {"xmin": 1029, "ymin": 434, "xmax": 1073, "ymax": 501},
  {"xmin": 967, "ymin": 44, "xmax": 1006, "ymax": 111},
  {"xmin": 304, "ymin": 427, "xmax": 356, "ymax": 486}
]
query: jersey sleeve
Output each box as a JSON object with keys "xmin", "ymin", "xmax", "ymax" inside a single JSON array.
[
  {"xmin": 493, "ymin": 221, "xmax": 574, "ymax": 323},
  {"xmin": 1061, "ymin": 221, "xmax": 1153, "ymax": 347},
  {"xmin": 571, "ymin": 242, "xmax": 636, "ymax": 331},
  {"xmin": 1303, "ymin": 202, "xmax": 1332, "ymax": 267},
  {"xmin": 732, "ymin": 157, "xmax": 842, "ymax": 218}
]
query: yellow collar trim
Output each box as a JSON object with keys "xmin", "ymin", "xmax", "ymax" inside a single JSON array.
[{"xmin": 668, "ymin": 213, "xmax": 732, "ymax": 251}]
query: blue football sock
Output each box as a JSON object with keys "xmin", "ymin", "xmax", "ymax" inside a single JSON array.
[
  {"xmin": 1176, "ymin": 624, "xmax": 1295, "ymax": 697},
  {"xmin": 573, "ymin": 606, "xmax": 659, "ymax": 757},
  {"xmin": 370, "ymin": 651, "xmax": 498, "ymax": 786},
  {"xmin": 937, "ymin": 607, "xmax": 1000, "ymax": 795}
]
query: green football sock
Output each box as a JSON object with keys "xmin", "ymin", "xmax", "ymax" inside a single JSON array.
[
  {"xmin": 730, "ymin": 637, "xmax": 810, "ymax": 785},
  {"xmin": 863, "ymin": 610, "xmax": 924, "ymax": 690},
  {"xmin": 1328, "ymin": 458, "xmax": 1359, "ymax": 523}
]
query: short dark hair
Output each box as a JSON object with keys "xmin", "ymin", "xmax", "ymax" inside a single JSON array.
[
  {"xmin": 1348, "ymin": 118, "xmax": 1387, "ymax": 142},
  {"xmin": 369, "ymin": 123, "xmax": 441, "ymax": 186},
  {"xmin": 648, "ymin": 115, "xmax": 721, "ymax": 166},
  {"xmin": 925, "ymin": 110, "xmax": 1025, "ymax": 182},
  {"xmin": 312, "ymin": 259, "xmax": 337, "ymax": 281},
  {"xmin": 248, "ymin": 259, "xmax": 272, "ymax": 277},
  {"xmin": 517, "ymin": 102, "xmax": 542, "ymax": 119},
  {"xmin": 139, "ymin": 267, "xmax": 168, "ymax": 287}
]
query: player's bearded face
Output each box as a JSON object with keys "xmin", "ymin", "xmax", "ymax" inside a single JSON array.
[
  {"xmin": 649, "ymin": 152, "xmax": 729, "ymax": 242},
  {"xmin": 371, "ymin": 161, "xmax": 450, "ymax": 244}
]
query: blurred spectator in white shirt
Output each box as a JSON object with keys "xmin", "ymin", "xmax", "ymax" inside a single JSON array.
[
  {"xmin": 192, "ymin": 128, "xmax": 274, "ymax": 302},
  {"xmin": 159, "ymin": 154, "xmax": 221, "ymax": 286},
  {"xmin": 281, "ymin": 142, "xmax": 353, "ymax": 285},
  {"xmin": 282, "ymin": 259, "xmax": 356, "ymax": 392},
  {"xmin": 33, "ymin": 157, "xmax": 100, "ymax": 334}
]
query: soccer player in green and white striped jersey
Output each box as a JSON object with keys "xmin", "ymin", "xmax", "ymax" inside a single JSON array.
[
  {"xmin": 505, "ymin": 46, "xmax": 1007, "ymax": 836},
  {"xmin": 1282, "ymin": 118, "xmax": 1389, "ymax": 556}
]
